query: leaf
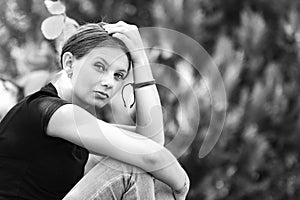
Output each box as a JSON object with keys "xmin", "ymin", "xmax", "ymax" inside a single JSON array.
[
  {"xmin": 41, "ymin": 15, "xmax": 64, "ymax": 40},
  {"xmin": 44, "ymin": 0, "xmax": 66, "ymax": 15}
]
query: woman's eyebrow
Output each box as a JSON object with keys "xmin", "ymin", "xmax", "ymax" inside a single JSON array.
[
  {"xmin": 95, "ymin": 57, "xmax": 127, "ymax": 73},
  {"xmin": 95, "ymin": 57, "xmax": 109, "ymax": 66},
  {"xmin": 117, "ymin": 69, "xmax": 127, "ymax": 73}
]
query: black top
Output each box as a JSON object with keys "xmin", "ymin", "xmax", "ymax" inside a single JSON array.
[{"xmin": 0, "ymin": 83, "xmax": 89, "ymax": 200}]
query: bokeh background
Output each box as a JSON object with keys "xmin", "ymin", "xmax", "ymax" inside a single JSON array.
[{"xmin": 1, "ymin": 0, "xmax": 300, "ymax": 199}]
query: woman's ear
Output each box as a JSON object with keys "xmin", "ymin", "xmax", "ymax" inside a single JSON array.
[{"xmin": 62, "ymin": 52, "xmax": 74, "ymax": 78}]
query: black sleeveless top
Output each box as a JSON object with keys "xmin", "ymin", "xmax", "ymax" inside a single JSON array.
[{"xmin": 0, "ymin": 83, "xmax": 89, "ymax": 200}]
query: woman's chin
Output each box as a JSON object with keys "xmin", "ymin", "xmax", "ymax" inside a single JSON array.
[{"xmin": 93, "ymin": 100, "xmax": 108, "ymax": 109}]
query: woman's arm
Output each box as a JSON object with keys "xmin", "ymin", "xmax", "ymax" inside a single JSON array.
[
  {"xmin": 133, "ymin": 58, "xmax": 165, "ymax": 145},
  {"xmin": 47, "ymin": 104, "xmax": 187, "ymax": 193},
  {"xmin": 111, "ymin": 62, "xmax": 165, "ymax": 145},
  {"xmin": 112, "ymin": 124, "xmax": 136, "ymax": 132},
  {"xmin": 103, "ymin": 22, "xmax": 165, "ymax": 145}
]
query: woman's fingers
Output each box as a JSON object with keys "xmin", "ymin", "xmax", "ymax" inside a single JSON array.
[
  {"xmin": 104, "ymin": 25, "xmax": 140, "ymax": 49},
  {"xmin": 104, "ymin": 21, "xmax": 137, "ymax": 30},
  {"xmin": 104, "ymin": 27, "xmax": 138, "ymax": 39},
  {"xmin": 111, "ymin": 33, "xmax": 131, "ymax": 45},
  {"xmin": 103, "ymin": 21, "xmax": 146, "ymax": 63},
  {"xmin": 103, "ymin": 22, "xmax": 138, "ymax": 38},
  {"xmin": 104, "ymin": 26, "xmax": 129, "ymax": 34}
]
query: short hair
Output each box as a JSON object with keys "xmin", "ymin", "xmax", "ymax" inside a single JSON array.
[{"xmin": 60, "ymin": 22, "xmax": 132, "ymax": 73}]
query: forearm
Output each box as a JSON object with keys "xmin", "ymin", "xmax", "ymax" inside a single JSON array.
[
  {"xmin": 48, "ymin": 104, "xmax": 187, "ymax": 194},
  {"xmin": 93, "ymin": 128, "xmax": 187, "ymax": 192},
  {"xmin": 148, "ymin": 148, "xmax": 189, "ymax": 192},
  {"xmin": 133, "ymin": 55, "xmax": 165, "ymax": 145}
]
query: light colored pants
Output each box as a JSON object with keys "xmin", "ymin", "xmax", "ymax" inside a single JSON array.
[{"xmin": 63, "ymin": 156, "xmax": 175, "ymax": 200}]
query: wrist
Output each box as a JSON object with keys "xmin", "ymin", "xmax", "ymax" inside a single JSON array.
[
  {"xmin": 132, "ymin": 64, "xmax": 154, "ymax": 84},
  {"xmin": 133, "ymin": 80, "xmax": 156, "ymax": 89}
]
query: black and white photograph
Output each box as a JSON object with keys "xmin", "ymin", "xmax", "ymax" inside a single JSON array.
[{"xmin": 0, "ymin": 0, "xmax": 300, "ymax": 199}]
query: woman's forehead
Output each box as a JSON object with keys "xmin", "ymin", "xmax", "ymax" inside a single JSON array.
[
  {"xmin": 88, "ymin": 47, "xmax": 128, "ymax": 66},
  {"xmin": 89, "ymin": 47, "xmax": 127, "ymax": 59}
]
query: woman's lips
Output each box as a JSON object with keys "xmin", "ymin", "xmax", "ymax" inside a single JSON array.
[{"xmin": 95, "ymin": 91, "xmax": 109, "ymax": 99}]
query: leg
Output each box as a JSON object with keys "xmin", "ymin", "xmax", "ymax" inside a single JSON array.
[
  {"xmin": 84, "ymin": 154, "xmax": 104, "ymax": 175},
  {"xmin": 63, "ymin": 156, "xmax": 155, "ymax": 200}
]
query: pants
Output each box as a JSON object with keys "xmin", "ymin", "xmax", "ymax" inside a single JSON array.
[{"xmin": 63, "ymin": 155, "xmax": 175, "ymax": 200}]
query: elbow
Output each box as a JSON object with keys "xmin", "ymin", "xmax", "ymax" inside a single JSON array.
[
  {"xmin": 151, "ymin": 106, "xmax": 165, "ymax": 145},
  {"xmin": 153, "ymin": 123, "xmax": 165, "ymax": 145}
]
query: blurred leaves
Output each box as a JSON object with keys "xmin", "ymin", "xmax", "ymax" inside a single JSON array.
[
  {"xmin": 44, "ymin": 0, "xmax": 66, "ymax": 15},
  {"xmin": 41, "ymin": 15, "xmax": 65, "ymax": 40},
  {"xmin": 150, "ymin": 0, "xmax": 300, "ymax": 199}
]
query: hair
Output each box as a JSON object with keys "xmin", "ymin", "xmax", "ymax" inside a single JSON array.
[{"xmin": 60, "ymin": 22, "xmax": 132, "ymax": 75}]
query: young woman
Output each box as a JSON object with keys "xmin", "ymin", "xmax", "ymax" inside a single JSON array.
[{"xmin": 0, "ymin": 21, "xmax": 189, "ymax": 200}]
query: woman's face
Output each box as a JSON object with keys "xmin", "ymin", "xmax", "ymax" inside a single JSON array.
[{"xmin": 70, "ymin": 47, "xmax": 129, "ymax": 111}]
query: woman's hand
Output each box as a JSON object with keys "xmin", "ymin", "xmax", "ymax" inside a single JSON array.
[
  {"xmin": 173, "ymin": 172, "xmax": 190, "ymax": 200},
  {"xmin": 103, "ymin": 21, "xmax": 148, "ymax": 65}
]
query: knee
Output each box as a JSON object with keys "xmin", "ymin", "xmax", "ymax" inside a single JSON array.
[
  {"xmin": 90, "ymin": 157, "xmax": 154, "ymax": 185},
  {"xmin": 99, "ymin": 157, "xmax": 155, "ymax": 183}
]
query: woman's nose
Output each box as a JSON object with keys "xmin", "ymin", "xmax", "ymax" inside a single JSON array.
[{"xmin": 100, "ymin": 75, "xmax": 114, "ymax": 89}]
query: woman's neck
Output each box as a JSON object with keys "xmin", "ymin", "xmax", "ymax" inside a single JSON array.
[{"xmin": 51, "ymin": 71, "xmax": 73, "ymax": 102}]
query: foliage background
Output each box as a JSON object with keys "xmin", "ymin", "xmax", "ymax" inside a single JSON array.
[{"xmin": 1, "ymin": 0, "xmax": 300, "ymax": 199}]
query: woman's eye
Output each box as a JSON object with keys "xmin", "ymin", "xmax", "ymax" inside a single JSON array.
[
  {"xmin": 115, "ymin": 73, "xmax": 125, "ymax": 80},
  {"xmin": 95, "ymin": 63, "xmax": 105, "ymax": 71}
]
